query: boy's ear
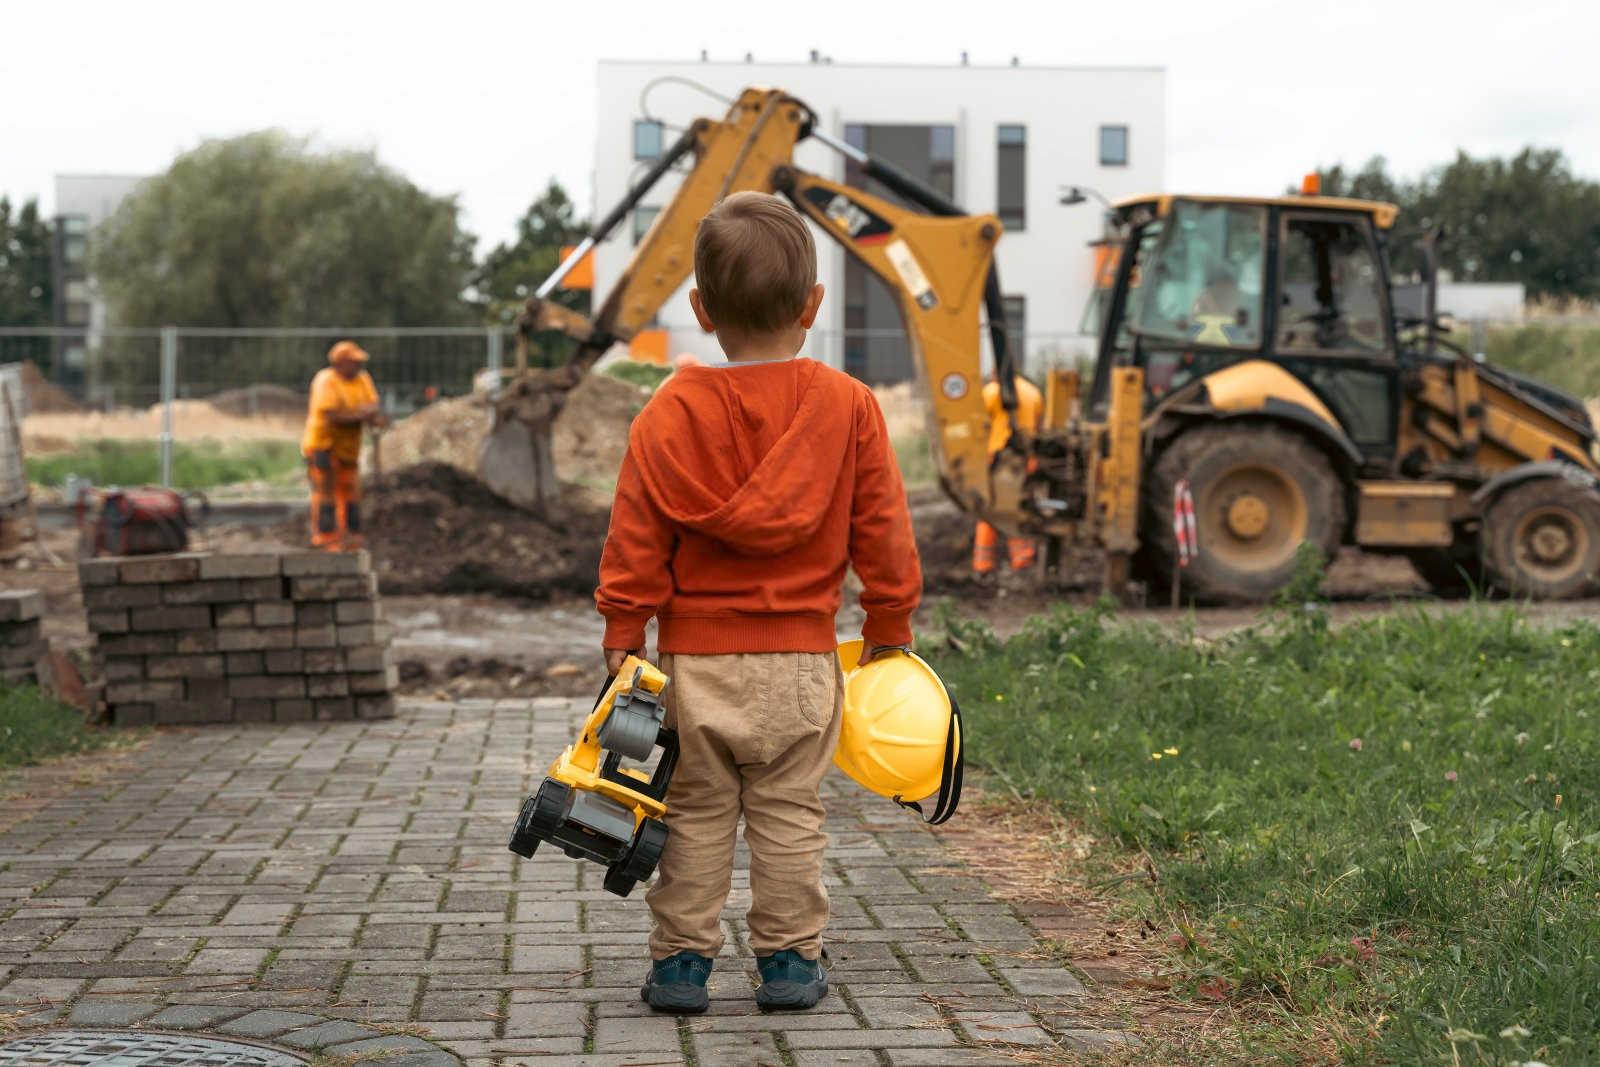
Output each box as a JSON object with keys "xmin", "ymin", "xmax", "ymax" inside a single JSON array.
[
  {"xmin": 798, "ymin": 283, "xmax": 825, "ymax": 329},
  {"xmin": 689, "ymin": 288, "xmax": 717, "ymax": 334}
]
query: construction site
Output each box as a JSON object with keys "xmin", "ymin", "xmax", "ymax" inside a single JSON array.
[{"xmin": 5, "ymin": 23, "xmax": 1600, "ymax": 1066}]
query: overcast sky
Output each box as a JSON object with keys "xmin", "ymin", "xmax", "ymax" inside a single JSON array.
[{"xmin": 6, "ymin": 0, "xmax": 1596, "ymax": 251}]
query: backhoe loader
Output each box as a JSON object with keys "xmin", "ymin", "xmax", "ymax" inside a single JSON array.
[{"xmin": 487, "ymin": 86, "xmax": 1600, "ymax": 601}]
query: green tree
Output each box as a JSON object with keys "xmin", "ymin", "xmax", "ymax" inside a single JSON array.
[
  {"xmin": 475, "ymin": 179, "xmax": 590, "ymax": 324},
  {"xmin": 93, "ymin": 131, "xmax": 478, "ymax": 327},
  {"xmin": 0, "ymin": 197, "xmax": 53, "ymax": 326},
  {"xmin": 1312, "ymin": 149, "xmax": 1600, "ymax": 300}
]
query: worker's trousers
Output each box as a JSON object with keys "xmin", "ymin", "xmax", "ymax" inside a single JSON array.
[
  {"xmin": 647, "ymin": 652, "xmax": 842, "ymax": 962},
  {"xmin": 307, "ymin": 451, "xmax": 362, "ymax": 551},
  {"xmin": 973, "ymin": 520, "xmax": 1037, "ymax": 573}
]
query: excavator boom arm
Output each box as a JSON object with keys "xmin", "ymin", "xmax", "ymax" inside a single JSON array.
[{"xmin": 520, "ymin": 86, "xmax": 1022, "ymax": 521}]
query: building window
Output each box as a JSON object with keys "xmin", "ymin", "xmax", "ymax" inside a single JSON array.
[
  {"xmin": 633, "ymin": 120, "xmax": 664, "ymax": 161},
  {"xmin": 1002, "ymin": 295, "xmax": 1027, "ymax": 369},
  {"xmin": 632, "ymin": 206, "xmax": 661, "ymax": 246},
  {"xmin": 1099, "ymin": 125, "xmax": 1129, "ymax": 167},
  {"xmin": 996, "ymin": 125, "xmax": 1026, "ymax": 231}
]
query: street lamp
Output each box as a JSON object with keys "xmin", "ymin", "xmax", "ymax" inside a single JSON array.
[{"xmin": 1058, "ymin": 185, "xmax": 1112, "ymax": 210}]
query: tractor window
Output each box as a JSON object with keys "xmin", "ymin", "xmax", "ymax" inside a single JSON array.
[
  {"xmin": 1132, "ymin": 202, "xmax": 1266, "ymax": 349},
  {"xmin": 1277, "ymin": 216, "xmax": 1388, "ymax": 354}
]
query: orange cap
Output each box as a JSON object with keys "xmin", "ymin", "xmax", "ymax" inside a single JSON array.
[{"xmin": 328, "ymin": 340, "xmax": 370, "ymax": 364}]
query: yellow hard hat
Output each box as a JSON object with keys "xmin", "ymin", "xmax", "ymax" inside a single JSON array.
[{"xmin": 834, "ymin": 639, "xmax": 963, "ymax": 824}]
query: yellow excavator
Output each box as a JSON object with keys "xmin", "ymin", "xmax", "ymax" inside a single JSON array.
[{"xmin": 486, "ymin": 86, "xmax": 1600, "ymax": 601}]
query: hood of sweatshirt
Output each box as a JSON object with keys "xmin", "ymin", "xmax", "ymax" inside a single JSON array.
[{"xmin": 626, "ymin": 358, "xmax": 858, "ymax": 555}]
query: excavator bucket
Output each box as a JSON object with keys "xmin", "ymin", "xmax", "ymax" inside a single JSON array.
[{"xmin": 477, "ymin": 365, "xmax": 576, "ymax": 515}]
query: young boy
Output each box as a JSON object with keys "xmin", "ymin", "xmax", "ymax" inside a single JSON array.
[{"xmin": 595, "ymin": 191, "xmax": 922, "ymax": 1014}]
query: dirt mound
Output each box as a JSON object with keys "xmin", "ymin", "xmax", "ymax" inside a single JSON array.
[
  {"xmin": 375, "ymin": 373, "xmax": 649, "ymax": 486},
  {"xmin": 208, "ymin": 384, "xmax": 305, "ymax": 419},
  {"xmin": 19, "ymin": 361, "xmax": 83, "ymax": 414},
  {"xmin": 552, "ymin": 373, "xmax": 650, "ymax": 484},
  {"xmin": 364, "ymin": 461, "xmax": 609, "ymax": 598}
]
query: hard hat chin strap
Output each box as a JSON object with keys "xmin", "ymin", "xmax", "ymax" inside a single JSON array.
[{"xmin": 894, "ymin": 694, "xmax": 964, "ymax": 826}]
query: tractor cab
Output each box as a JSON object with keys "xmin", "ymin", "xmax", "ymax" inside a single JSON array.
[{"xmin": 1086, "ymin": 191, "xmax": 1404, "ymax": 467}]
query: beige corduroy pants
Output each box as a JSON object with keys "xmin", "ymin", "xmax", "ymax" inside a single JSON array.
[{"xmin": 646, "ymin": 652, "xmax": 842, "ymax": 961}]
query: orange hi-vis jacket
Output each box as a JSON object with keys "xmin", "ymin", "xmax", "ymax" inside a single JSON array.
[
  {"xmin": 302, "ymin": 368, "xmax": 378, "ymax": 463},
  {"xmin": 596, "ymin": 357, "xmax": 922, "ymax": 655}
]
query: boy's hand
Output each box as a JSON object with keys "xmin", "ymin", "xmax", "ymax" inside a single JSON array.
[
  {"xmin": 604, "ymin": 647, "xmax": 638, "ymax": 675},
  {"xmin": 858, "ymin": 643, "xmax": 906, "ymax": 666}
]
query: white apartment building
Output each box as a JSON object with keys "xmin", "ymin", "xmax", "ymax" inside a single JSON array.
[{"xmin": 592, "ymin": 57, "xmax": 1166, "ymax": 382}]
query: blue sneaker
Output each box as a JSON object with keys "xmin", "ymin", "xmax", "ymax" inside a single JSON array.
[
  {"xmin": 755, "ymin": 949, "xmax": 828, "ymax": 1010},
  {"xmin": 641, "ymin": 951, "xmax": 712, "ymax": 1014}
]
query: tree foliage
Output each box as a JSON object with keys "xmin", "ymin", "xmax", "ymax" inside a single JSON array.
[
  {"xmin": 1313, "ymin": 148, "xmax": 1600, "ymax": 300},
  {"xmin": 474, "ymin": 179, "xmax": 590, "ymax": 323},
  {"xmin": 93, "ymin": 131, "xmax": 478, "ymax": 327},
  {"xmin": 0, "ymin": 198, "xmax": 52, "ymax": 327}
]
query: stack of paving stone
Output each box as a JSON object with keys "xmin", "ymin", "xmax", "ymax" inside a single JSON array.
[
  {"xmin": 78, "ymin": 550, "xmax": 397, "ymax": 726},
  {"xmin": 0, "ymin": 589, "xmax": 46, "ymax": 685}
]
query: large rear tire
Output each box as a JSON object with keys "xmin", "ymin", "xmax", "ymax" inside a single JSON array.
[
  {"xmin": 1144, "ymin": 424, "xmax": 1346, "ymax": 603},
  {"xmin": 1481, "ymin": 479, "xmax": 1600, "ymax": 599}
]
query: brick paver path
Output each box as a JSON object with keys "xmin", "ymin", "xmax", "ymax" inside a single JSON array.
[{"xmin": 0, "ymin": 699, "xmax": 1132, "ymax": 1065}]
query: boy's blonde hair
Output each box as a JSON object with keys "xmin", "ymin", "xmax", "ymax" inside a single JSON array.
[{"xmin": 693, "ymin": 191, "xmax": 817, "ymax": 334}]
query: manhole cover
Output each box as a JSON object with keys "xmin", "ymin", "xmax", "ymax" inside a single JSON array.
[{"xmin": 0, "ymin": 1030, "xmax": 307, "ymax": 1066}]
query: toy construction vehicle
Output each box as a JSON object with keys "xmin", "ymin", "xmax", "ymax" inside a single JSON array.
[{"xmin": 508, "ymin": 657, "xmax": 677, "ymax": 897}]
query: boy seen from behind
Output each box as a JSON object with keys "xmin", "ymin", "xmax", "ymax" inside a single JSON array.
[{"xmin": 596, "ymin": 191, "xmax": 922, "ymax": 1014}]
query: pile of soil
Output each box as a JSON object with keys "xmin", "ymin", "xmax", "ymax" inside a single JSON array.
[
  {"xmin": 208, "ymin": 384, "xmax": 306, "ymax": 419},
  {"xmin": 376, "ymin": 373, "xmax": 648, "ymax": 486},
  {"xmin": 551, "ymin": 372, "xmax": 650, "ymax": 484},
  {"xmin": 19, "ymin": 361, "xmax": 83, "ymax": 414},
  {"xmin": 364, "ymin": 461, "xmax": 609, "ymax": 598}
]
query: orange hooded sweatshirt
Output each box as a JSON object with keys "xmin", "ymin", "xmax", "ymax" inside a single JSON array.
[{"xmin": 596, "ymin": 358, "xmax": 921, "ymax": 655}]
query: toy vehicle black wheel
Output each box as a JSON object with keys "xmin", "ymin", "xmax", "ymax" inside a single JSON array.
[
  {"xmin": 507, "ymin": 796, "xmax": 543, "ymax": 858},
  {"xmin": 623, "ymin": 817, "xmax": 669, "ymax": 881},
  {"xmin": 529, "ymin": 779, "xmax": 571, "ymax": 836},
  {"xmin": 508, "ymin": 779, "xmax": 571, "ymax": 858},
  {"xmin": 603, "ymin": 865, "xmax": 638, "ymax": 897}
]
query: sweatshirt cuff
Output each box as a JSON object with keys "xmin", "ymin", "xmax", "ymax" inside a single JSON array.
[
  {"xmin": 602, "ymin": 615, "xmax": 650, "ymax": 652},
  {"xmin": 862, "ymin": 610, "xmax": 914, "ymax": 648}
]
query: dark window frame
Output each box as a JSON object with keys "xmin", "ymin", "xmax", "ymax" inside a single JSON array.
[
  {"xmin": 633, "ymin": 119, "xmax": 664, "ymax": 161},
  {"xmin": 997, "ymin": 124, "xmax": 1027, "ymax": 232},
  {"xmin": 632, "ymin": 206, "xmax": 661, "ymax": 246},
  {"xmin": 1099, "ymin": 124, "xmax": 1129, "ymax": 167}
]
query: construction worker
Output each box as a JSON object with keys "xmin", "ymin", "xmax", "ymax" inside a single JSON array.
[
  {"xmin": 302, "ymin": 340, "xmax": 386, "ymax": 551},
  {"xmin": 973, "ymin": 372, "xmax": 1043, "ymax": 575}
]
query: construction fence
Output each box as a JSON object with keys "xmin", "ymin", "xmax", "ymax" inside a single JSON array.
[{"xmin": 2, "ymin": 318, "xmax": 1592, "ymax": 490}]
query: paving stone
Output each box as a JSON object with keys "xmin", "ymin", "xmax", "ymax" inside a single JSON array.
[
  {"xmin": 214, "ymin": 1008, "xmax": 326, "ymax": 1038},
  {"xmin": 0, "ymin": 696, "xmax": 1128, "ymax": 1059},
  {"xmin": 144, "ymin": 1003, "xmax": 253, "ymax": 1029},
  {"xmin": 200, "ymin": 554, "xmax": 285, "ymax": 580},
  {"xmin": 277, "ymin": 1018, "xmax": 385, "ymax": 1049},
  {"xmin": 64, "ymin": 996, "xmax": 163, "ymax": 1025}
]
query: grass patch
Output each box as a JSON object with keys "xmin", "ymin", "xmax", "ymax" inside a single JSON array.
[
  {"xmin": 927, "ymin": 553, "xmax": 1600, "ymax": 1062},
  {"xmin": 1480, "ymin": 323, "xmax": 1600, "ymax": 400},
  {"xmin": 893, "ymin": 433, "xmax": 936, "ymax": 489},
  {"xmin": 26, "ymin": 438, "xmax": 304, "ymax": 492},
  {"xmin": 603, "ymin": 360, "xmax": 672, "ymax": 392},
  {"xmin": 0, "ymin": 683, "xmax": 106, "ymax": 770}
]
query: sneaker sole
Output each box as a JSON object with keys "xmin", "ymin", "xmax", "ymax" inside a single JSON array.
[
  {"xmin": 756, "ymin": 978, "xmax": 828, "ymax": 1011},
  {"xmin": 641, "ymin": 982, "xmax": 709, "ymax": 1014}
]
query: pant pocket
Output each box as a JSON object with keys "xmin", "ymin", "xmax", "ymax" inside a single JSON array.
[{"xmin": 794, "ymin": 654, "xmax": 837, "ymax": 729}]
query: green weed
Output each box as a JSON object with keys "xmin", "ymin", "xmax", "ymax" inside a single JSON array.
[
  {"xmin": 0, "ymin": 683, "xmax": 107, "ymax": 770},
  {"xmin": 26, "ymin": 439, "xmax": 303, "ymax": 492},
  {"xmin": 1481, "ymin": 323, "xmax": 1600, "ymax": 400},
  {"xmin": 928, "ymin": 599, "xmax": 1600, "ymax": 1062}
]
